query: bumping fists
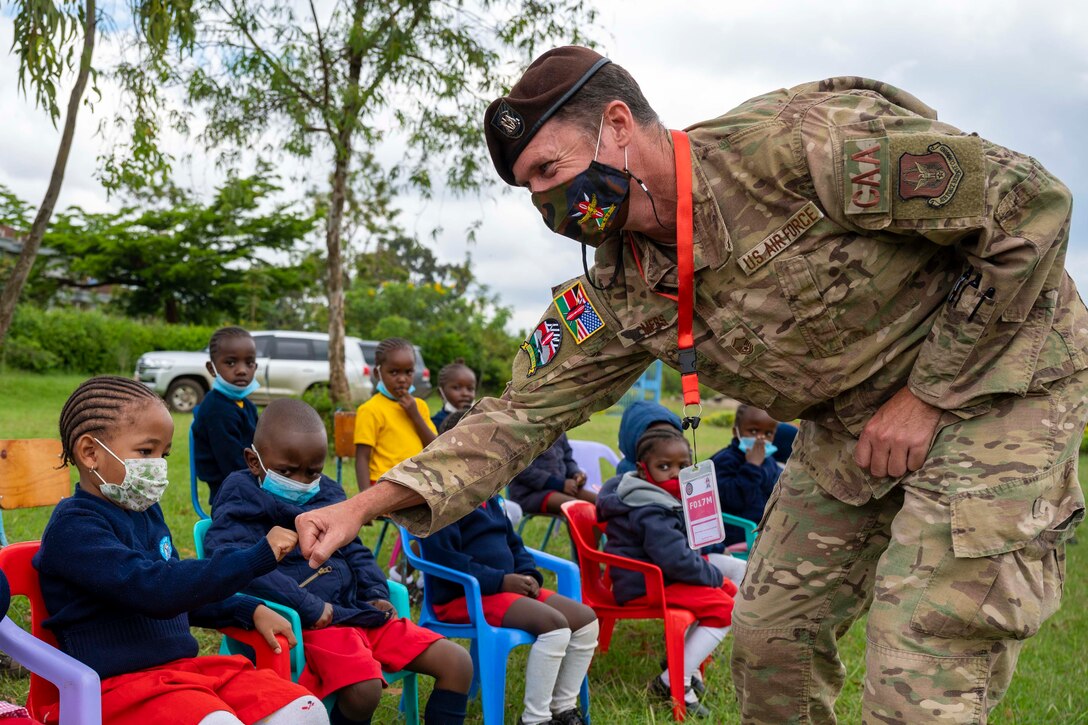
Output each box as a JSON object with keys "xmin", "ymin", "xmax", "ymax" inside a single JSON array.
[{"xmin": 265, "ymin": 525, "xmax": 299, "ymax": 561}]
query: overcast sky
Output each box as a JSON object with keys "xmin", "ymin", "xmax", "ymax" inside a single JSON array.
[{"xmin": 2, "ymin": 0, "xmax": 1086, "ymax": 334}]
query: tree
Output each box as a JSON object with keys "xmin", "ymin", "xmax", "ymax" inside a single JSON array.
[
  {"xmin": 146, "ymin": 0, "xmax": 596, "ymax": 404},
  {"xmin": 0, "ymin": 0, "xmax": 196, "ymax": 341},
  {"xmin": 43, "ymin": 172, "xmax": 321, "ymax": 324}
]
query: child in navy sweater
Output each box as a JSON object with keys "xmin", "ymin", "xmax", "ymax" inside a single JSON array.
[
  {"xmin": 192, "ymin": 326, "xmax": 261, "ymax": 507},
  {"xmin": 206, "ymin": 399, "xmax": 472, "ymax": 725},
  {"xmin": 596, "ymin": 427, "xmax": 738, "ymax": 717},
  {"xmin": 34, "ymin": 376, "xmax": 325, "ymax": 725},
  {"xmin": 709, "ymin": 405, "xmax": 781, "ymax": 546},
  {"xmin": 507, "ymin": 433, "xmax": 593, "ymax": 514},
  {"xmin": 422, "ymin": 414, "xmax": 597, "ymax": 725},
  {"xmin": 430, "ymin": 359, "xmax": 476, "ymax": 432}
]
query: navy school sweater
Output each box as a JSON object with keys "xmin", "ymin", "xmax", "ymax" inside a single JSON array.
[
  {"xmin": 419, "ymin": 497, "xmax": 542, "ymax": 607},
  {"xmin": 191, "ymin": 389, "xmax": 259, "ymax": 503},
  {"xmin": 33, "ymin": 486, "xmax": 276, "ymax": 680},
  {"xmin": 205, "ymin": 470, "xmax": 389, "ymax": 630},
  {"xmin": 709, "ymin": 439, "xmax": 781, "ymax": 545},
  {"xmin": 506, "ymin": 433, "xmax": 580, "ymax": 512},
  {"xmin": 594, "ymin": 473, "xmax": 723, "ymax": 604}
]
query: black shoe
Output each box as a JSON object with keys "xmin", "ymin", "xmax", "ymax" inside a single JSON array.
[
  {"xmin": 550, "ymin": 708, "xmax": 587, "ymax": 725},
  {"xmin": 659, "ymin": 657, "xmax": 706, "ymax": 697},
  {"xmin": 649, "ymin": 675, "xmax": 710, "ymax": 719}
]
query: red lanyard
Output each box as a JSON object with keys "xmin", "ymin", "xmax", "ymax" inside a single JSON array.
[{"xmin": 671, "ymin": 130, "xmax": 701, "ymax": 413}]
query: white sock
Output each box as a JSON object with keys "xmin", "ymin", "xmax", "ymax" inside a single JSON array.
[
  {"xmin": 683, "ymin": 625, "xmax": 728, "ymax": 686},
  {"xmin": 199, "ymin": 713, "xmax": 244, "ymax": 725},
  {"xmin": 707, "ymin": 552, "xmax": 747, "ymax": 587},
  {"xmin": 521, "ymin": 628, "xmax": 571, "ymax": 724},
  {"xmin": 551, "ymin": 620, "xmax": 598, "ymax": 714},
  {"xmin": 255, "ymin": 696, "xmax": 329, "ymax": 725}
]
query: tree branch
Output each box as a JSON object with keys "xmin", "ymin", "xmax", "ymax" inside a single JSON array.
[{"xmin": 309, "ymin": 0, "xmax": 332, "ymax": 108}]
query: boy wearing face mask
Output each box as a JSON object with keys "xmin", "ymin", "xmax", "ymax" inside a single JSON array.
[
  {"xmin": 192, "ymin": 326, "xmax": 261, "ymax": 507},
  {"xmin": 709, "ymin": 405, "xmax": 781, "ymax": 546},
  {"xmin": 353, "ymin": 337, "xmax": 437, "ymax": 490},
  {"xmin": 207, "ymin": 399, "xmax": 473, "ymax": 725}
]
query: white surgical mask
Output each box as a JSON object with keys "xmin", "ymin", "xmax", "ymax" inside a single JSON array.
[{"xmin": 91, "ymin": 438, "xmax": 170, "ymax": 512}]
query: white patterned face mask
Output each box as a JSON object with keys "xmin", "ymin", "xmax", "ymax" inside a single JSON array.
[{"xmin": 91, "ymin": 437, "xmax": 170, "ymax": 512}]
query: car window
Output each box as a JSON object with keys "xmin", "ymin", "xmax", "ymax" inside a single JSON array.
[
  {"xmin": 358, "ymin": 342, "xmax": 377, "ymax": 364},
  {"xmin": 252, "ymin": 335, "xmax": 271, "ymax": 357},
  {"xmin": 311, "ymin": 339, "xmax": 329, "ymax": 361},
  {"xmin": 272, "ymin": 337, "xmax": 312, "ymax": 360}
]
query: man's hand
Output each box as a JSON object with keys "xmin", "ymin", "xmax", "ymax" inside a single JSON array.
[
  {"xmin": 252, "ymin": 604, "xmax": 296, "ymax": 654},
  {"xmin": 265, "ymin": 526, "xmax": 299, "ymax": 561},
  {"xmin": 855, "ymin": 386, "xmax": 943, "ymax": 478},
  {"xmin": 501, "ymin": 573, "xmax": 536, "ymax": 595},
  {"xmin": 312, "ymin": 602, "xmax": 334, "ymax": 629},
  {"xmin": 296, "ymin": 481, "xmax": 426, "ymax": 568},
  {"xmin": 745, "ymin": 438, "xmax": 767, "ymax": 466}
]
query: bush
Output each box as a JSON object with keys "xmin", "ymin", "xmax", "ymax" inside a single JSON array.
[
  {"xmin": 2, "ymin": 305, "xmax": 216, "ymax": 375},
  {"xmin": 704, "ymin": 410, "xmax": 736, "ymax": 429}
]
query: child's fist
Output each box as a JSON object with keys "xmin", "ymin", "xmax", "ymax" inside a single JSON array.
[
  {"xmin": 501, "ymin": 573, "xmax": 535, "ymax": 595},
  {"xmin": 265, "ymin": 526, "xmax": 299, "ymax": 561}
]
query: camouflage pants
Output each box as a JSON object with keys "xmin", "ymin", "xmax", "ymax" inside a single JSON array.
[{"xmin": 731, "ymin": 371, "xmax": 1088, "ymax": 724}]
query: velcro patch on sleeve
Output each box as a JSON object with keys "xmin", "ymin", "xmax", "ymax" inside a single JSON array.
[
  {"xmin": 737, "ymin": 201, "xmax": 824, "ymax": 275},
  {"xmin": 890, "ymin": 134, "xmax": 983, "ymax": 219},
  {"xmin": 843, "ymin": 137, "xmax": 890, "ymax": 215},
  {"xmin": 553, "ymin": 281, "xmax": 606, "ymax": 344}
]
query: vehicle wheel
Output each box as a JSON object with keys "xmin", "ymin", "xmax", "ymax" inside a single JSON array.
[{"xmin": 166, "ymin": 377, "xmax": 206, "ymax": 413}]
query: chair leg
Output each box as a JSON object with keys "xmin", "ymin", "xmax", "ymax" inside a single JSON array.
[
  {"xmin": 478, "ymin": 640, "xmax": 511, "ymax": 725},
  {"xmin": 401, "ymin": 672, "xmax": 420, "ymax": 725},
  {"xmin": 579, "ymin": 674, "xmax": 591, "ymax": 725},
  {"xmin": 373, "ymin": 519, "xmax": 390, "ymax": 560},
  {"xmin": 597, "ymin": 616, "xmax": 616, "ymax": 653},
  {"xmin": 540, "ymin": 518, "xmax": 558, "ymax": 550},
  {"xmin": 665, "ymin": 611, "xmax": 692, "ymax": 721},
  {"xmin": 386, "ymin": 537, "xmax": 403, "ymax": 570},
  {"xmin": 0, "ymin": 513, "xmax": 7, "ymax": 547}
]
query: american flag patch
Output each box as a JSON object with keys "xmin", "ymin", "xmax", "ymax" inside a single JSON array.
[{"xmin": 553, "ymin": 281, "xmax": 605, "ymax": 344}]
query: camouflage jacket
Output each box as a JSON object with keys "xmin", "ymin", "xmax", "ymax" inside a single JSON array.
[{"xmin": 389, "ymin": 77, "xmax": 1088, "ymax": 535}]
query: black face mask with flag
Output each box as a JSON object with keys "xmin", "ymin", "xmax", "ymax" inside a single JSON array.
[{"xmin": 530, "ymin": 159, "xmax": 632, "ymax": 249}]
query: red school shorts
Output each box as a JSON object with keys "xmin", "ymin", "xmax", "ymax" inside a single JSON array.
[
  {"xmin": 298, "ymin": 618, "xmax": 443, "ymax": 700},
  {"xmin": 98, "ymin": 654, "xmax": 311, "ymax": 725},
  {"xmin": 626, "ymin": 582, "xmax": 735, "ymax": 628},
  {"xmin": 432, "ymin": 588, "xmax": 556, "ymax": 628}
]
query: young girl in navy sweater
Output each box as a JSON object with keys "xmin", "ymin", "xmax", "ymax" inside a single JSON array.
[
  {"xmin": 421, "ymin": 413, "xmax": 598, "ymax": 725},
  {"xmin": 207, "ymin": 399, "xmax": 472, "ymax": 725},
  {"xmin": 192, "ymin": 326, "xmax": 261, "ymax": 507},
  {"xmin": 596, "ymin": 427, "xmax": 739, "ymax": 717},
  {"xmin": 34, "ymin": 376, "xmax": 326, "ymax": 725}
]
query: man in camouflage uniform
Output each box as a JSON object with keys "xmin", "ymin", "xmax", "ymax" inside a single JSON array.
[{"xmin": 297, "ymin": 47, "xmax": 1087, "ymax": 723}]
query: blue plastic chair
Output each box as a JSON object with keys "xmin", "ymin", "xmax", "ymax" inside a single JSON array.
[
  {"xmin": 722, "ymin": 513, "xmax": 758, "ymax": 561},
  {"xmin": 193, "ymin": 519, "xmax": 420, "ymax": 723},
  {"xmin": 188, "ymin": 407, "xmax": 209, "ymax": 520},
  {"xmin": 400, "ymin": 526, "xmax": 591, "ymax": 725}
]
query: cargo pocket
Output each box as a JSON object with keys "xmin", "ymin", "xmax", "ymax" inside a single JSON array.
[
  {"xmin": 910, "ymin": 459, "xmax": 1084, "ymax": 641},
  {"xmin": 775, "ymin": 255, "xmax": 844, "ymax": 358}
]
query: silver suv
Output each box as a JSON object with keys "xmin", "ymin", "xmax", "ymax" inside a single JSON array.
[{"xmin": 136, "ymin": 331, "xmax": 373, "ymax": 413}]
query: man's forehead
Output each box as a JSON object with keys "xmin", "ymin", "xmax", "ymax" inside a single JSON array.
[{"xmin": 512, "ymin": 121, "xmax": 587, "ymax": 184}]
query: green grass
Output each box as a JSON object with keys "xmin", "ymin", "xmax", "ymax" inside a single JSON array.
[{"xmin": 0, "ymin": 371, "xmax": 1085, "ymax": 723}]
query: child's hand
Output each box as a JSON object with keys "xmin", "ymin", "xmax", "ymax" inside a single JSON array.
[
  {"xmin": 745, "ymin": 437, "xmax": 767, "ymax": 466},
  {"xmin": 501, "ymin": 573, "xmax": 536, "ymax": 595},
  {"xmin": 252, "ymin": 604, "xmax": 296, "ymax": 654},
  {"xmin": 562, "ymin": 478, "xmax": 580, "ymax": 496},
  {"xmin": 368, "ymin": 599, "xmax": 396, "ymax": 618},
  {"xmin": 265, "ymin": 526, "xmax": 299, "ymax": 561},
  {"xmin": 397, "ymin": 393, "xmax": 421, "ymax": 416},
  {"xmin": 573, "ymin": 471, "xmax": 587, "ymax": 488},
  {"xmin": 525, "ymin": 576, "xmax": 541, "ymax": 599},
  {"xmin": 312, "ymin": 602, "xmax": 334, "ymax": 629}
]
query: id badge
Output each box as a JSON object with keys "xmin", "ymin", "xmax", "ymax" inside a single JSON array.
[{"xmin": 678, "ymin": 460, "xmax": 725, "ymax": 549}]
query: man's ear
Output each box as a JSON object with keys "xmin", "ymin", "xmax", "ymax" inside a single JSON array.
[
  {"xmin": 243, "ymin": 447, "xmax": 263, "ymax": 478},
  {"xmin": 73, "ymin": 434, "xmax": 100, "ymax": 470},
  {"xmin": 603, "ymin": 100, "xmax": 635, "ymax": 148}
]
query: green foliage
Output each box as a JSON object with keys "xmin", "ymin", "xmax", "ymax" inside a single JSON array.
[
  {"xmin": 346, "ymin": 281, "xmax": 519, "ymax": 394},
  {"xmin": 2, "ymin": 305, "xmax": 213, "ymax": 374},
  {"xmin": 41, "ymin": 171, "xmax": 321, "ymax": 324},
  {"xmin": 704, "ymin": 410, "xmax": 736, "ymax": 429}
]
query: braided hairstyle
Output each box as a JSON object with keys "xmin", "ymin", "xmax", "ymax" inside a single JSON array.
[
  {"xmin": 58, "ymin": 375, "xmax": 165, "ymax": 466},
  {"xmin": 635, "ymin": 426, "xmax": 689, "ymax": 465},
  {"xmin": 372, "ymin": 337, "xmax": 413, "ymax": 380},
  {"xmin": 437, "ymin": 358, "xmax": 474, "ymax": 389},
  {"xmin": 208, "ymin": 326, "xmax": 252, "ymax": 359}
]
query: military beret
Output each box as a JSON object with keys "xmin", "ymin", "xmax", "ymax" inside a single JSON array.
[{"xmin": 484, "ymin": 46, "xmax": 612, "ymax": 186}]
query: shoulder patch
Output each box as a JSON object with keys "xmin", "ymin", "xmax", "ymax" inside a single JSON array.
[
  {"xmin": 843, "ymin": 137, "xmax": 890, "ymax": 215},
  {"xmin": 737, "ymin": 201, "xmax": 824, "ymax": 275},
  {"xmin": 890, "ymin": 135, "xmax": 983, "ymax": 219},
  {"xmin": 553, "ymin": 281, "xmax": 606, "ymax": 344},
  {"xmin": 520, "ymin": 319, "xmax": 562, "ymax": 377}
]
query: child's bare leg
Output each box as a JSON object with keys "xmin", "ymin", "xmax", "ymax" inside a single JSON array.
[
  {"xmin": 502, "ymin": 597, "xmax": 572, "ymax": 724},
  {"xmin": 543, "ymin": 492, "xmax": 576, "ymax": 515},
  {"xmin": 542, "ymin": 594, "xmax": 596, "ymax": 632},
  {"xmin": 333, "ymin": 678, "xmax": 382, "ymax": 723},
  {"xmin": 576, "ymin": 488, "xmax": 598, "ymax": 504},
  {"xmin": 405, "ymin": 639, "xmax": 473, "ymax": 693}
]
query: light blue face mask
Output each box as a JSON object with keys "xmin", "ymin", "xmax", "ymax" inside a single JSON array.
[
  {"xmin": 251, "ymin": 446, "xmax": 321, "ymax": 505},
  {"xmin": 211, "ymin": 363, "xmax": 260, "ymax": 401},
  {"xmin": 738, "ymin": 436, "xmax": 778, "ymax": 459},
  {"xmin": 375, "ymin": 365, "xmax": 415, "ymax": 400}
]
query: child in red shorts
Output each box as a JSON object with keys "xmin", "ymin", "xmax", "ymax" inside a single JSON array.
[
  {"xmin": 420, "ymin": 416, "xmax": 597, "ymax": 725},
  {"xmin": 595, "ymin": 427, "xmax": 738, "ymax": 718},
  {"xmin": 206, "ymin": 399, "xmax": 472, "ymax": 725},
  {"xmin": 34, "ymin": 376, "xmax": 323, "ymax": 725}
]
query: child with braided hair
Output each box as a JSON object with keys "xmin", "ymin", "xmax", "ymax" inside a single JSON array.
[
  {"xmin": 430, "ymin": 359, "xmax": 476, "ymax": 432},
  {"xmin": 353, "ymin": 338, "xmax": 436, "ymax": 490},
  {"xmin": 34, "ymin": 375, "xmax": 327, "ymax": 725}
]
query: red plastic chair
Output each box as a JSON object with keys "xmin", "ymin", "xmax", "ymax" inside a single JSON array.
[
  {"xmin": 561, "ymin": 501, "xmax": 699, "ymax": 721},
  {"xmin": 0, "ymin": 541, "xmax": 290, "ymax": 723}
]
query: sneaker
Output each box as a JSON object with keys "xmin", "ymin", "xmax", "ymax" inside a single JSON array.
[
  {"xmin": 660, "ymin": 657, "xmax": 706, "ymax": 697},
  {"xmin": 649, "ymin": 675, "xmax": 710, "ymax": 719},
  {"xmin": 550, "ymin": 708, "xmax": 587, "ymax": 725}
]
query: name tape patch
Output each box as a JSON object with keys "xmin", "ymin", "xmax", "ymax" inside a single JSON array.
[
  {"xmin": 737, "ymin": 201, "xmax": 824, "ymax": 275},
  {"xmin": 843, "ymin": 137, "xmax": 890, "ymax": 215}
]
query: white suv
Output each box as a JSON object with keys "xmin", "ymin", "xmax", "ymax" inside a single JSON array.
[{"xmin": 136, "ymin": 330, "xmax": 373, "ymax": 413}]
